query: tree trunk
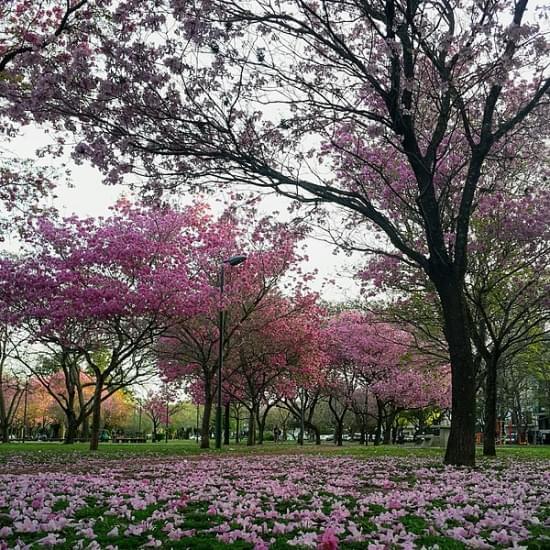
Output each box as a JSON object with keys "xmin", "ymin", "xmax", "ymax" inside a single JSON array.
[
  {"xmin": 64, "ymin": 410, "xmax": 79, "ymax": 444},
  {"xmin": 435, "ymin": 277, "xmax": 477, "ymax": 467},
  {"xmin": 483, "ymin": 353, "xmax": 499, "ymax": 457},
  {"xmin": 0, "ymin": 422, "xmax": 8, "ymax": 444},
  {"xmin": 335, "ymin": 420, "xmax": 343, "ymax": 446},
  {"xmin": 235, "ymin": 412, "xmax": 240, "ymax": 444},
  {"xmin": 247, "ymin": 409, "xmax": 255, "ymax": 446},
  {"xmin": 383, "ymin": 423, "xmax": 391, "ymax": 444},
  {"xmin": 89, "ymin": 381, "xmax": 103, "ymax": 451},
  {"xmin": 374, "ymin": 400, "xmax": 383, "ymax": 446},
  {"xmin": 257, "ymin": 416, "xmax": 265, "ymax": 445},
  {"xmin": 224, "ymin": 401, "xmax": 230, "ymax": 445},
  {"xmin": 200, "ymin": 396, "xmax": 212, "ymax": 449},
  {"xmin": 305, "ymin": 421, "xmax": 321, "ymax": 445}
]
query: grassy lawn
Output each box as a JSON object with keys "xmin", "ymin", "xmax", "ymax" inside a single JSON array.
[{"xmin": 1, "ymin": 439, "xmax": 549, "ymax": 460}]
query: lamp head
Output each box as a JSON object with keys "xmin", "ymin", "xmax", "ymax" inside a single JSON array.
[{"xmin": 224, "ymin": 254, "xmax": 247, "ymax": 266}]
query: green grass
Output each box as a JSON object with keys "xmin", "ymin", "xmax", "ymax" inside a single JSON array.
[{"xmin": 0, "ymin": 440, "xmax": 548, "ymax": 461}]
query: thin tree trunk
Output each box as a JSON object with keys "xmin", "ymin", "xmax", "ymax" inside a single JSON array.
[
  {"xmin": 224, "ymin": 401, "xmax": 230, "ymax": 445},
  {"xmin": 89, "ymin": 380, "xmax": 103, "ymax": 451},
  {"xmin": 483, "ymin": 353, "xmax": 499, "ymax": 457},
  {"xmin": 200, "ymin": 396, "xmax": 212, "ymax": 449},
  {"xmin": 374, "ymin": 400, "xmax": 383, "ymax": 446},
  {"xmin": 247, "ymin": 409, "xmax": 255, "ymax": 446}
]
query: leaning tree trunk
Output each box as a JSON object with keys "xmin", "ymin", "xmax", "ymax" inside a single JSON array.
[
  {"xmin": 89, "ymin": 380, "xmax": 104, "ymax": 451},
  {"xmin": 436, "ymin": 277, "xmax": 477, "ymax": 467},
  {"xmin": 483, "ymin": 352, "xmax": 499, "ymax": 457}
]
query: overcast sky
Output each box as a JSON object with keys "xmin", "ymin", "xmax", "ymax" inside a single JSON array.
[{"xmin": 6, "ymin": 126, "xmax": 363, "ymax": 303}]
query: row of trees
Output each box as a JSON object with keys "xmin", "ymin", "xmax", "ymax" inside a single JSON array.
[{"xmin": 0, "ymin": 202, "xmax": 451, "ymax": 449}]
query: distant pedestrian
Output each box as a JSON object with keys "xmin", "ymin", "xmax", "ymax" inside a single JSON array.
[{"xmin": 273, "ymin": 426, "xmax": 281, "ymax": 443}]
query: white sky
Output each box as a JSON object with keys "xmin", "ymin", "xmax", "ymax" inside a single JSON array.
[{"xmin": 6, "ymin": 126, "xmax": 363, "ymax": 303}]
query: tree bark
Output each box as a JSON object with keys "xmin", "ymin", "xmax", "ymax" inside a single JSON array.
[
  {"xmin": 335, "ymin": 420, "xmax": 343, "ymax": 446},
  {"xmin": 435, "ymin": 277, "xmax": 477, "ymax": 467},
  {"xmin": 247, "ymin": 409, "xmax": 255, "ymax": 446},
  {"xmin": 200, "ymin": 396, "xmax": 212, "ymax": 449},
  {"xmin": 224, "ymin": 401, "xmax": 230, "ymax": 445},
  {"xmin": 383, "ymin": 412, "xmax": 394, "ymax": 445},
  {"xmin": 374, "ymin": 400, "xmax": 383, "ymax": 446},
  {"xmin": 64, "ymin": 410, "xmax": 79, "ymax": 444},
  {"xmin": 305, "ymin": 421, "xmax": 321, "ymax": 445},
  {"xmin": 89, "ymin": 380, "xmax": 103, "ymax": 451},
  {"xmin": 483, "ymin": 352, "xmax": 499, "ymax": 457},
  {"xmin": 0, "ymin": 422, "xmax": 8, "ymax": 444}
]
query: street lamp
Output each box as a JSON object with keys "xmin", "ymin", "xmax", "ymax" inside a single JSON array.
[{"xmin": 215, "ymin": 254, "xmax": 247, "ymax": 450}]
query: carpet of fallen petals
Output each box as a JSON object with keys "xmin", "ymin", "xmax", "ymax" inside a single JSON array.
[{"xmin": 0, "ymin": 453, "xmax": 549, "ymax": 549}]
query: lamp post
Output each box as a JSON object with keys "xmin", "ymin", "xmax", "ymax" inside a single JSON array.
[
  {"xmin": 165, "ymin": 382, "xmax": 170, "ymax": 444},
  {"xmin": 215, "ymin": 254, "xmax": 247, "ymax": 450},
  {"xmin": 22, "ymin": 376, "xmax": 29, "ymax": 443}
]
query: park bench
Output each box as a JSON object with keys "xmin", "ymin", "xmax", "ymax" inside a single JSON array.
[{"xmin": 112, "ymin": 436, "xmax": 147, "ymax": 443}]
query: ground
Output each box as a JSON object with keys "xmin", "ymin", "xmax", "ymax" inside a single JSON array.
[{"xmin": 0, "ymin": 443, "xmax": 548, "ymax": 549}]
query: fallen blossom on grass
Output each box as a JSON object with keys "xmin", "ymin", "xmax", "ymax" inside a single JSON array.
[{"xmin": 0, "ymin": 453, "xmax": 548, "ymax": 548}]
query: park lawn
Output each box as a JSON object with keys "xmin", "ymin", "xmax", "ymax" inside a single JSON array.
[
  {"xmin": 1, "ymin": 440, "xmax": 549, "ymax": 460},
  {"xmin": 0, "ymin": 444, "xmax": 549, "ymax": 549}
]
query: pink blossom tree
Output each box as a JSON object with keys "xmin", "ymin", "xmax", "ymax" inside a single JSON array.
[
  {"xmin": 0, "ymin": 326, "xmax": 25, "ymax": 443},
  {"xmin": 141, "ymin": 385, "xmax": 180, "ymax": 442},
  {"xmin": 0, "ymin": 202, "xmax": 220, "ymax": 449},
  {"xmin": 158, "ymin": 204, "xmax": 311, "ymax": 448},
  {"xmin": 223, "ymin": 293, "xmax": 326, "ymax": 445},
  {"xmin": 324, "ymin": 311, "xmax": 450, "ymax": 445},
  {"xmin": 0, "ymin": 1, "xmax": 93, "ymax": 237},
  {"xmin": 363, "ymin": 185, "xmax": 549, "ymax": 454}
]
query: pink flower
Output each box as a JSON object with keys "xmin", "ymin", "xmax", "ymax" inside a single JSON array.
[{"xmin": 318, "ymin": 527, "xmax": 339, "ymax": 550}]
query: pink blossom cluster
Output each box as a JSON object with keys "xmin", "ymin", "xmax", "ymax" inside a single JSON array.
[{"xmin": 0, "ymin": 453, "xmax": 548, "ymax": 548}]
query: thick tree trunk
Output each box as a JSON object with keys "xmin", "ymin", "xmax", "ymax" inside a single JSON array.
[
  {"xmin": 200, "ymin": 396, "xmax": 213, "ymax": 449},
  {"xmin": 435, "ymin": 277, "xmax": 477, "ymax": 467},
  {"xmin": 89, "ymin": 381, "xmax": 103, "ymax": 451},
  {"xmin": 483, "ymin": 353, "xmax": 499, "ymax": 457},
  {"xmin": 1, "ymin": 422, "xmax": 8, "ymax": 444},
  {"xmin": 335, "ymin": 420, "xmax": 343, "ymax": 446},
  {"xmin": 257, "ymin": 419, "xmax": 265, "ymax": 444},
  {"xmin": 224, "ymin": 401, "xmax": 230, "ymax": 445},
  {"xmin": 64, "ymin": 410, "xmax": 79, "ymax": 444},
  {"xmin": 80, "ymin": 416, "xmax": 90, "ymax": 440},
  {"xmin": 383, "ymin": 427, "xmax": 391, "ymax": 445}
]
